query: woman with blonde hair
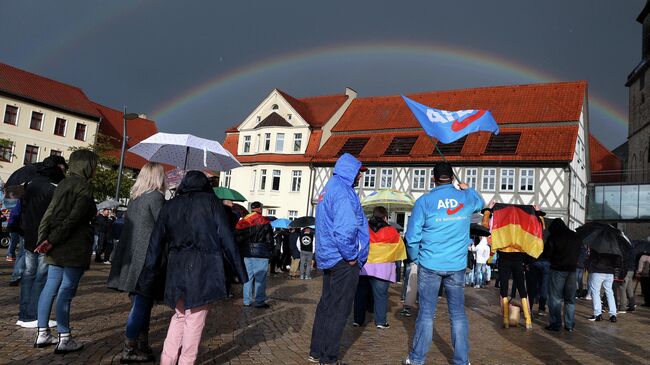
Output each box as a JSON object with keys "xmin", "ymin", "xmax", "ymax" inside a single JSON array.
[{"xmin": 107, "ymin": 162, "xmax": 166, "ymax": 363}]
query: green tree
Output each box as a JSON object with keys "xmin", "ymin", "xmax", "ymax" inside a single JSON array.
[{"xmin": 70, "ymin": 133, "xmax": 135, "ymax": 201}]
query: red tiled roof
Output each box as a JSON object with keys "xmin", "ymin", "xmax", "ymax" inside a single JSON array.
[
  {"xmin": 313, "ymin": 126, "xmax": 579, "ymax": 164},
  {"xmin": 275, "ymin": 90, "xmax": 348, "ymax": 128},
  {"xmin": 332, "ymin": 81, "xmax": 586, "ymax": 132},
  {"xmin": 0, "ymin": 62, "xmax": 101, "ymax": 119},
  {"xmin": 589, "ymin": 135, "xmax": 623, "ymax": 183},
  {"xmin": 94, "ymin": 102, "xmax": 159, "ymax": 170}
]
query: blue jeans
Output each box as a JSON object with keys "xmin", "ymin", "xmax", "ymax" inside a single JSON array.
[
  {"xmin": 409, "ymin": 267, "xmax": 469, "ymax": 365},
  {"xmin": 354, "ymin": 276, "xmax": 390, "ymax": 325},
  {"xmin": 7, "ymin": 232, "xmax": 19, "ymax": 258},
  {"xmin": 243, "ymin": 257, "xmax": 269, "ymax": 306},
  {"xmin": 37, "ymin": 265, "xmax": 84, "ymax": 333},
  {"xmin": 548, "ymin": 270, "xmax": 577, "ymax": 330},
  {"xmin": 18, "ymin": 251, "xmax": 48, "ymax": 321},
  {"xmin": 473, "ymin": 263, "xmax": 487, "ymax": 286},
  {"xmin": 10, "ymin": 235, "xmax": 25, "ymax": 281},
  {"xmin": 589, "ymin": 272, "xmax": 616, "ymax": 316},
  {"xmin": 575, "ymin": 268, "xmax": 585, "ymax": 292},
  {"xmin": 125, "ymin": 293, "xmax": 154, "ymax": 339}
]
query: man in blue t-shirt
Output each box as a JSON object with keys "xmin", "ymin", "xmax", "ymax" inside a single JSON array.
[{"xmin": 404, "ymin": 162, "xmax": 484, "ymax": 365}]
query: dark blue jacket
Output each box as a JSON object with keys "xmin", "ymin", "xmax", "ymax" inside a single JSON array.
[{"xmin": 137, "ymin": 171, "xmax": 247, "ymax": 309}]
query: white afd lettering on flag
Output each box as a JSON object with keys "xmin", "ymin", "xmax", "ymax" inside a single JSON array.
[{"xmin": 426, "ymin": 109, "xmax": 474, "ymax": 124}]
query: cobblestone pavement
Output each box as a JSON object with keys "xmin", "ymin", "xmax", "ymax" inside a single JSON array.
[{"xmin": 1, "ymin": 255, "xmax": 649, "ymax": 365}]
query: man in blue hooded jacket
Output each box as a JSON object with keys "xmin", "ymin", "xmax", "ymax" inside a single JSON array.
[
  {"xmin": 309, "ymin": 153, "xmax": 369, "ymax": 365},
  {"xmin": 404, "ymin": 162, "xmax": 484, "ymax": 365}
]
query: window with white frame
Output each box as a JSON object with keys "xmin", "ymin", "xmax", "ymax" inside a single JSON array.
[
  {"xmin": 74, "ymin": 123, "xmax": 86, "ymax": 141},
  {"xmin": 482, "ymin": 168, "xmax": 496, "ymax": 191},
  {"xmin": 243, "ymin": 136, "xmax": 251, "ymax": 153},
  {"xmin": 50, "ymin": 150, "xmax": 62, "ymax": 157},
  {"xmin": 0, "ymin": 142, "xmax": 13, "ymax": 162},
  {"xmin": 267, "ymin": 209, "xmax": 277, "ymax": 216},
  {"xmin": 500, "ymin": 168, "xmax": 515, "ymax": 191},
  {"xmin": 54, "ymin": 118, "xmax": 66, "ymax": 136},
  {"xmin": 520, "ymin": 169, "xmax": 535, "ymax": 192},
  {"xmin": 363, "ymin": 168, "xmax": 376, "ymax": 188},
  {"xmin": 275, "ymin": 133, "xmax": 285, "ymax": 152},
  {"xmin": 223, "ymin": 171, "xmax": 231, "ymax": 188},
  {"xmin": 4, "ymin": 105, "xmax": 18, "ymax": 125},
  {"xmin": 380, "ymin": 168, "xmax": 394, "ymax": 189},
  {"xmin": 260, "ymin": 169, "xmax": 267, "ymax": 190},
  {"xmin": 465, "ymin": 168, "xmax": 478, "ymax": 189},
  {"xmin": 412, "ymin": 169, "xmax": 426, "ymax": 190},
  {"xmin": 250, "ymin": 170, "xmax": 257, "ymax": 191},
  {"xmin": 30, "ymin": 111, "xmax": 43, "ymax": 130},
  {"xmin": 288, "ymin": 210, "xmax": 298, "ymax": 220},
  {"xmin": 264, "ymin": 133, "xmax": 271, "ymax": 151},
  {"xmin": 272, "ymin": 170, "xmax": 281, "ymax": 191},
  {"xmin": 256, "ymin": 134, "xmax": 261, "ymax": 152},
  {"xmin": 429, "ymin": 168, "xmax": 436, "ymax": 189},
  {"xmin": 291, "ymin": 170, "xmax": 302, "ymax": 192},
  {"xmin": 293, "ymin": 133, "xmax": 302, "ymax": 152},
  {"xmin": 24, "ymin": 145, "xmax": 39, "ymax": 164}
]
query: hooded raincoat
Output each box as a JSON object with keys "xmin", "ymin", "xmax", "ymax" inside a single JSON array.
[
  {"xmin": 136, "ymin": 171, "xmax": 247, "ymax": 309},
  {"xmin": 38, "ymin": 149, "xmax": 98, "ymax": 268},
  {"xmin": 315, "ymin": 153, "xmax": 369, "ymax": 270}
]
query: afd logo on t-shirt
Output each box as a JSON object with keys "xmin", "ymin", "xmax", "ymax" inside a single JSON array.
[{"xmin": 437, "ymin": 198, "xmax": 464, "ymax": 215}]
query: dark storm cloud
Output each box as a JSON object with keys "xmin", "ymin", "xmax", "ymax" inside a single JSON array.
[{"xmin": 0, "ymin": 0, "xmax": 643, "ymax": 149}]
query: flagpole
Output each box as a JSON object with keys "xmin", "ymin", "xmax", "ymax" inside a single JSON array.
[{"xmin": 430, "ymin": 136, "xmax": 463, "ymax": 184}]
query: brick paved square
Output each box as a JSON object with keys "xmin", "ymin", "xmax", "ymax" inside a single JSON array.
[{"xmin": 1, "ymin": 256, "xmax": 648, "ymax": 364}]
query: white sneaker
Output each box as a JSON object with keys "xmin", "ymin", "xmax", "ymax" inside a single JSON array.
[
  {"xmin": 34, "ymin": 329, "xmax": 58, "ymax": 348},
  {"xmin": 54, "ymin": 333, "xmax": 84, "ymax": 354},
  {"xmin": 48, "ymin": 320, "xmax": 57, "ymax": 328},
  {"xmin": 16, "ymin": 320, "xmax": 23, "ymax": 326},
  {"xmin": 20, "ymin": 320, "xmax": 38, "ymax": 328}
]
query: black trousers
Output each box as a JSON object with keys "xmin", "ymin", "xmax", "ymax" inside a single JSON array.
[
  {"xmin": 641, "ymin": 276, "xmax": 650, "ymax": 305},
  {"xmin": 310, "ymin": 260, "xmax": 360, "ymax": 364},
  {"xmin": 498, "ymin": 252, "xmax": 528, "ymax": 298}
]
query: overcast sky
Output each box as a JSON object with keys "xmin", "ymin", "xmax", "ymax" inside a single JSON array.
[{"xmin": 1, "ymin": 0, "xmax": 644, "ymax": 149}]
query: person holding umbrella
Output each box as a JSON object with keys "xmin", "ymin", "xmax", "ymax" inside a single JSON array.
[{"xmin": 136, "ymin": 171, "xmax": 247, "ymax": 364}]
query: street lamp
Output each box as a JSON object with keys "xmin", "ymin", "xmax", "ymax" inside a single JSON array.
[{"xmin": 115, "ymin": 107, "xmax": 140, "ymax": 202}]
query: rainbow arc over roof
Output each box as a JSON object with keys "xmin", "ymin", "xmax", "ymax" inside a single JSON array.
[{"xmin": 151, "ymin": 41, "xmax": 627, "ymax": 128}]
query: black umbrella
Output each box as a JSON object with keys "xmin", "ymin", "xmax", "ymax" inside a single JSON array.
[
  {"xmin": 576, "ymin": 222, "xmax": 630, "ymax": 256},
  {"xmin": 470, "ymin": 223, "xmax": 491, "ymax": 237},
  {"xmin": 289, "ymin": 216, "xmax": 315, "ymax": 228},
  {"xmin": 5, "ymin": 163, "xmax": 42, "ymax": 188}
]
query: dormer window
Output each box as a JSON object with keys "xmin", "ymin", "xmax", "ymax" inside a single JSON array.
[
  {"xmin": 272, "ymin": 104, "xmax": 279, "ymax": 110},
  {"xmin": 243, "ymin": 136, "xmax": 251, "ymax": 153},
  {"xmin": 293, "ymin": 133, "xmax": 302, "ymax": 152},
  {"xmin": 264, "ymin": 133, "xmax": 271, "ymax": 152},
  {"xmin": 276, "ymin": 133, "xmax": 285, "ymax": 152}
]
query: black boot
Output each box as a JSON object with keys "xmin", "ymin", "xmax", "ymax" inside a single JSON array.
[
  {"xmin": 120, "ymin": 336, "xmax": 149, "ymax": 363},
  {"xmin": 137, "ymin": 333, "xmax": 155, "ymax": 362}
]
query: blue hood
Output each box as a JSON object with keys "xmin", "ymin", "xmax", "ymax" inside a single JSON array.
[{"xmin": 333, "ymin": 153, "xmax": 362, "ymax": 186}]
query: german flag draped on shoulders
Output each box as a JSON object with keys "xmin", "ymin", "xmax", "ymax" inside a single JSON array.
[
  {"xmin": 360, "ymin": 216, "xmax": 407, "ymax": 282},
  {"xmin": 483, "ymin": 203, "xmax": 545, "ymax": 259}
]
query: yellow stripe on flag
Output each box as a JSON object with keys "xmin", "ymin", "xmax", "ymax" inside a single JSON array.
[
  {"xmin": 491, "ymin": 224, "xmax": 544, "ymax": 258},
  {"xmin": 367, "ymin": 238, "xmax": 407, "ymax": 264}
]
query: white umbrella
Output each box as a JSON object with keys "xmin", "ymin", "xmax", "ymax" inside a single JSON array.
[
  {"xmin": 128, "ymin": 133, "xmax": 241, "ymax": 171},
  {"xmin": 97, "ymin": 199, "xmax": 119, "ymax": 210}
]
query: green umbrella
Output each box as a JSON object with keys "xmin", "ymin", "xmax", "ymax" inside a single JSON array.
[{"xmin": 213, "ymin": 187, "xmax": 246, "ymax": 202}]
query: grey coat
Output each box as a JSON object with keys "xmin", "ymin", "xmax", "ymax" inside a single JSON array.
[{"xmin": 107, "ymin": 191, "xmax": 164, "ymax": 293}]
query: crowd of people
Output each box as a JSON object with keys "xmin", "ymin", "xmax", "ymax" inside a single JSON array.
[{"xmin": 3, "ymin": 150, "xmax": 650, "ymax": 365}]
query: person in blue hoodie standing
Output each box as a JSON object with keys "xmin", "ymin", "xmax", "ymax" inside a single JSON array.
[
  {"xmin": 403, "ymin": 162, "xmax": 484, "ymax": 365},
  {"xmin": 308, "ymin": 153, "xmax": 369, "ymax": 365}
]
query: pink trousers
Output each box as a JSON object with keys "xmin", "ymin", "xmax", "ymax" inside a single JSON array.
[{"xmin": 160, "ymin": 299, "xmax": 210, "ymax": 365}]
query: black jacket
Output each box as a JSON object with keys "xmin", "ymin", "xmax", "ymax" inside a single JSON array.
[
  {"xmin": 20, "ymin": 164, "xmax": 65, "ymax": 251},
  {"xmin": 545, "ymin": 218, "xmax": 583, "ymax": 272},
  {"xmin": 235, "ymin": 212, "xmax": 274, "ymax": 258},
  {"xmin": 588, "ymin": 251, "xmax": 622, "ymax": 275},
  {"xmin": 136, "ymin": 171, "xmax": 247, "ymax": 309}
]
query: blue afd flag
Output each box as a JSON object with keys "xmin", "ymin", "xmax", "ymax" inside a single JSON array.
[{"xmin": 402, "ymin": 95, "xmax": 500, "ymax": 144}]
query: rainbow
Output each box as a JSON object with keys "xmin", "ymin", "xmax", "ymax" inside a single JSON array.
[{"xmin": 151, "ymin": 41, "xmax": 628, "ymax": 129}]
